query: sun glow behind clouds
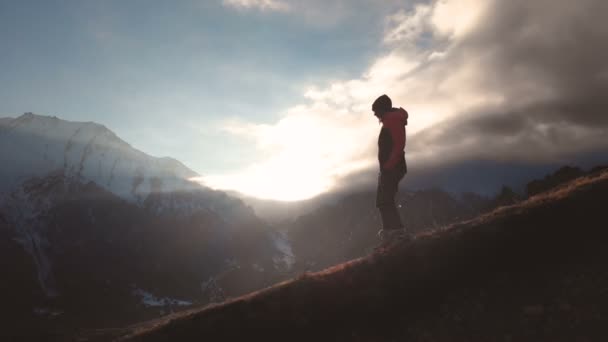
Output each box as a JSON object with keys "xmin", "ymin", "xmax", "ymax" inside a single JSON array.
[
  {"xmin": 193, "ymin": 168, "xmax": 332, "ymax": 202},
  {"xmin": 194, "ymin": 103, "xmax": 377, "ymax": 201},
  {"xmin": 198, "ymin": 0, "xmax": 500, "ymax": 201}
]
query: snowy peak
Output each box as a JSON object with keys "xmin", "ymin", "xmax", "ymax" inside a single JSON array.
[
  {"xmin": 0, "ymin": 113, "xmax": 296, "ymax": 328},
  {"xmin": 0, "ymin": 113, "xmax": 200, "ymax": 203}
]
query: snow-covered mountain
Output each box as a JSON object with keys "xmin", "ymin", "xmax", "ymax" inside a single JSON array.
[
  {"xmin": 0, "ymin": 112, "xmax": 198, "ymax": 202},
  {"xmin": 0, "ymin": 113, "xmax": 294, "ymax": 332}
]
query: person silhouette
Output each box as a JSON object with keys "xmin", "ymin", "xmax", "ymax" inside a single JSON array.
[{"xmin": 372, "ymin": 94, "xmax": 410, "ymax": 242}]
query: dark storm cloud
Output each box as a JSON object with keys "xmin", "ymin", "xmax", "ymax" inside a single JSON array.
[{"xmin": 410, "ymin": 0, "xmax": 608, "ymax": 165}]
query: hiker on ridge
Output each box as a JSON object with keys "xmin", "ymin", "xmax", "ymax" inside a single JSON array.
[{"xmin": 373, "ymin": 94, "xmax": 410, "ymax": 242}]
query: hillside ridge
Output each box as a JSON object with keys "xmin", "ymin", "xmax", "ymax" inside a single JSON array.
[{"xmin": 105, "ymin": 170, "xmax": 608, "ymax": 341}]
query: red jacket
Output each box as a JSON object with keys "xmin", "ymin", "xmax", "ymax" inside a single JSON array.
[{"xmin": 378, "ymin": 107, "xmax": 408, "ymax": 171}]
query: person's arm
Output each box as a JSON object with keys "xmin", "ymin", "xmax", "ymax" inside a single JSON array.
[{"xmin": 382, "ymin": 115, "xmax": 406, "ymax": 170}]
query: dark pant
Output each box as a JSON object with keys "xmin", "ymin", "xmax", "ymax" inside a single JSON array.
[{"xmin": 376, "ymin": 169, "xmax": 405, "ymax": 230}]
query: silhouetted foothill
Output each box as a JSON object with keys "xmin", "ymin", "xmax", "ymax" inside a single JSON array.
[
  {"xmin": 493, "ymin": 185, "xmax": 522, "ymax": 207},
  {"xmin": 526, "ymin": 166, "xmax": 585, "ymax": 197}
]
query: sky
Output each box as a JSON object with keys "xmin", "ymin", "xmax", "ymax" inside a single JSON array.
[{"xmin": 1, "ymin": 0, "xmax": 607, "ymax": 201}]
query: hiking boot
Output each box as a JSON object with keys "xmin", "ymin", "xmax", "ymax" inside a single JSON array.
[
  {"xmin": 372, "ymin": 229, "xmax": 413, "ymax": 252},
  {"xmin": 378, "ymin": 228, "xmax": 415, "ymax": 243},
  {"xmin": 377, "ymin": 228, "xmax": 407, "ymax": 242}
]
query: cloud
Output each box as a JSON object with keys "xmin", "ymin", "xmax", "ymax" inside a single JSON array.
[
  {"xmin": 222, "ymin": 0, "xmax": 290, "ymax": 12},
  {"xmin": 205, "ymin": 0, "xmax": 608, "ymax": 199},
  {"xmin": 222, "ymin": 0, "xmax": 414, "ymax": 28},
  {"xmin": 430, "ymin": 0, "xmax": 490, "ymax": 39},
  {"xmin": 383, "ymin": 4, "xmax": 432, "ymax": 44},
  {"xmin": 408, "ymin": 0, "xmax": 608, "ymax": 165}
]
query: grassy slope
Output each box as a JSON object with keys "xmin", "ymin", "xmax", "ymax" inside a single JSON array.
[{"xmin": 112, "ymin": 170, "xmax": 608, "ymax": 342}]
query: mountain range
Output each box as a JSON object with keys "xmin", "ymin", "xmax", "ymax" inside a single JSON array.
[{"xmin": 0, "ymin": 113, "xmax": 294, "ymax": 337}]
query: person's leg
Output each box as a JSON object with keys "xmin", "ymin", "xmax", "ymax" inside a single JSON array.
[
  {"xmin": 391, "ymin": 169, "xmax": 406, "ymax": 229},
  {"xmin": 381, "ymin": 205, "xmax": 403, "ymax": 230},
  {"xmin": 376, "ymin": 171, "xmax": 403, "ymax": 230},
  {"xmin": 378, "ymin": 207, "xmax": 393, "ymax": 230}
]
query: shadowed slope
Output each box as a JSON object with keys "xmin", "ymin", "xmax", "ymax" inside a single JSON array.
[{"xmin": 118, "ymin": 170, "xmax": 608, "ymax": 342}]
